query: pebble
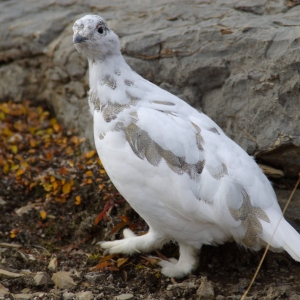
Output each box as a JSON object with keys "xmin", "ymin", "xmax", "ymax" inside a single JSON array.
[
  {"xmin": 0, "ymin": 269, "xmax": 25, "ymax": 278},
  {"xmin": 34, "ymin": 272, "xmax": 53, "ymax": 286},
  {"xmin": 76, "ymin": 291, "xmax": 94, "ymax": 300},
  {"xmin": 63, "ymin": 292, "xmax": 76, "ymax": 300},
  {"xmin": 196, "ymin": 277, "xmax": 214, "ymax": 300},
  {"xmin": 116, "ymin": 294, "xmax": 134, "ymax": 300},
  {"xmin": 51, "ymin": 271, "xmax": 77, "ymax": 289}
]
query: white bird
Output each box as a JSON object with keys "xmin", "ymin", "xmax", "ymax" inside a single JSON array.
[{"xmin": 73, "ymin": 15, "xmax": 300, "ymax": 278}]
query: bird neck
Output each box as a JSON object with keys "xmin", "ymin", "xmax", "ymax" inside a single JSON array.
[{"xmin": 87, "ymin": 54, "xmax": 138, "ymax": 108}]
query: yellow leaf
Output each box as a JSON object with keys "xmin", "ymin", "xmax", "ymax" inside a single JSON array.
[
  {"xmin": 49, "ymin": 118, "xmax": 57, "ymax": 125},
  {"xmin": 10, "ymin": 229, "xmax": 19, "ymax": 239},
  {"xmin": 100, "ymin": 169, "xmax": 106, "ymax": 174},
  {"xmin": 52, "ymin": 181, "xmax": 59, "ymax": 190},
  {"xmin": 10, "ymin": 164, "xmax": 19, "ymax": 171},
  {"xmin": 16, "ymin": 169, "xmax": 25, "ymax": 176},
  {"xmin": 46, "ymin": 128, "xmax": 53, "ymax": 134},
  {"xmin": 117, "ymin": 257, "xmax": 129, "ymax": 268},
  {"xmin": 0, "ymin": 104, "xmax": 10, "ymax": 114},
  {"xmin": 87, "ymin": 178, "xmax": 92, "ymax": 184},
  {"xmin": 40, "ymin": 210, "xmax": 47, "ymax": 220},
  {"xmin": 85, "ymin": 170, "xmax": 93, "ymax": 177},
  {"xmin": 11, "ymin": 145, "xmax": 18, "ymax": 154},
  {"xmin": 62, "ymin": 182, "xmax": 71, "ymax": 194},
  {"xmin": 42, "ymin": 182, "xmax": 53, "ymax": 192},
  {"xmin": 20, "ymin": 161, "xmax": 29, "ymax": 168},
  {"xmin": 66, "ymin": 147, "xmax": 73, "ymax": 155},
  {"xmin": 97, "ymin": 158, "xmax": 103, "ymax": 166},
  {"xmin": 61, "ymin": 179, "xmax": 66, "ymax": 185},
  {"xmin": 3, "ymin": 164, "xmax": 10, "ymax": 174},
  {"xmin": 29, "ymin": 139, "xmax": 37, "ymax": 147},
  {"xmin": 37, "ymin": 106, "xmax": 44, "ymax": 115},
  {"xmin": 85, "ymin": 150, "xmax": 96, "ymax": 159},
  {"xmin": 55, "ymin": 197, "xmax": 66, "ymax": 203},
  {"xmin": 75, "ymin": 195, "xmax": 81, "ymax": 205},
  {"xmin": 0, "ymin": 111, "xmax": 5, "ymax": 121},
  {"xmin": 50, "ymin": 176, "xmax": 56, "ymax": 182}
]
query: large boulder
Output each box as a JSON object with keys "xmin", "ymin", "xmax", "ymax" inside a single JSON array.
[{"xmin": 0, "ymin": 0, "xmax": 299, "ymax": 184}]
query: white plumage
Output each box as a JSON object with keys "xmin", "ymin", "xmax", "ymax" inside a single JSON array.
[{"xmin": 73, "ymin": 15, "xmax": 300, "ymax": 278}]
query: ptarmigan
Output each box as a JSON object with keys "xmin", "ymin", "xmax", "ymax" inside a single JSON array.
[{"xmin": 73, "ymin": 15, "xmax": 300, "ymax": 278}]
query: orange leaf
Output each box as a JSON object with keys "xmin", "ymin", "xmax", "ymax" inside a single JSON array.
[
  {"xmin": 71, "ymin": 136, "xmax": 79, "ymax": 145},
  {"xmin": 53, "ymin": 123, "xmax": 60, "ymax": 132},
  {"xmin": 59, "ymin": 167, "xmax": 68, "ymax": 175},
  {"xmin": 40, "ymin": 210, "xmax": 47, "ymax": 220},
  {"xmin": 98, "ymin": 184, "xmax": 105, "ymax": 192},
  {"xmin": 120, "ymin": 216, "xmax": 130, "ymax": 223},
  {"xmin": 94, "ymin": 211, "xmax": 106, "ymax": 226},
  {"xmin": 46, "ymin": 152, "xmax": 53, "ymax": 160},
  {"xmin": 90, "ymin": 261, "xmax": 111, "ymax": 271},
  {"xmin": 87, "ymin": 179, "xmax": 92, "ymax": 184},
  {"xmin": 98, "ymin": 254, "xmax": 116, "ymax": 263},
  {"xmin": 62, "ymin": 182, "xmax": 71, "ymax": 194},
  {"xmin": 117, "ymin": 257, "xmax": 129, "ymax": 267},
  {"xmin": 108, "ymin": 267, "xmax": 119, "ymax": 271},
  {"xmin": 100, "ymin": 169, "xmax": 106, "ymax": 174},
  {"xmin": 110, "ymin": 222, "xmax": 127, "ymax": 235}
]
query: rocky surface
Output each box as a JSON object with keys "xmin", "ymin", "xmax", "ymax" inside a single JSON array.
[{"xmin": 0, "ymin": 0, "xmax": 300, "ymax": 184}]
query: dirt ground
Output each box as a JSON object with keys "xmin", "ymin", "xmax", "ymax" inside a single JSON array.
[{"xmin": 0, "ymin": 100, "xmax": 300, "ymax": 300}]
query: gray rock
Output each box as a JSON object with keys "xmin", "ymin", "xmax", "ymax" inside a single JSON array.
[
  {"xmin": 51, "ymin": 271, "xmax": 77, "ymax": 289},
  {"xmin": 63, "ymin": 292, "xmax": 76, "ymax": 300},
  {"xmin": 0, "ymin": 283, "xmax": 8, "ymax": 299},
  {"xmin": 116, "ymin": 294, "xmax": 134, "ymax": 300},
  {"xmin": 0, "ymin": 0, "xmax": 299, "ymax": 181},
  {"xmin": 33, "ymin": 272, "xmax": 53, "ymax": 286},
  {"xmin": 197, "ymin": 277, "xmax": 214, "ymax": 299},
  {"xmin": 0, "ymin": 269, "xmax": 25, "ymax": 278},
  {"xmin": 76, "ymin": 291, "xmax": 94, "ymax": 300},
  {"xmin": 13, "ymin": 294, "xmax": 32, "ymax": 300}
]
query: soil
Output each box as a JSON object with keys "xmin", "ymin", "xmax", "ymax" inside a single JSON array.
[{"xmin": 0, "ymin": 100, "xmax": 300, "ymax": 300}]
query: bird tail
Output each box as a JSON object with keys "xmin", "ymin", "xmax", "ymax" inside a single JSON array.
[{"xmin": 262, "ymin": 213, "xmax": 300, "ymax": 261}]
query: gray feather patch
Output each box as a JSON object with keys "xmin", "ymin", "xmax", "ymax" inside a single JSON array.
[
  {"xmin": 124, "ymin": 122, "xmax": 204, "ymax": 180},
  {"xmin": 230, "ymin": 190, "xmax": 270, "ymax": 248}
]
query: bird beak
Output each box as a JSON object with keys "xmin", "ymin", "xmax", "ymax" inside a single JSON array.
[{"xmin": 73, "ymin": 34, "xmax": 88, "ymax": 44}]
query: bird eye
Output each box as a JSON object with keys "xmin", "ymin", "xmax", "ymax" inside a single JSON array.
[{"xmin": 98, "ymin": 26, "xmax": 104, "ymax": 34}]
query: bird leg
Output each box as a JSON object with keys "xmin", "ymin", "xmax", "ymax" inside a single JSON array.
[
  {"xmin": 158, "ymin": 243, "xmax": 199, "ymax": 278},
  {"xmin": 99, "ymin": 228, "xmax": 167, "ymax": 255}
]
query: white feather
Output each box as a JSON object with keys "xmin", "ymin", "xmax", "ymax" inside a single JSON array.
[{"xmin": 73, "ymin": 15, "xmax": 300, "ymax": 277}]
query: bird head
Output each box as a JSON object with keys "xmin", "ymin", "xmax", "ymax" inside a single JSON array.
[{"xmin": 73, "ymin": 15, "xmax": 121, "ymax": 60}]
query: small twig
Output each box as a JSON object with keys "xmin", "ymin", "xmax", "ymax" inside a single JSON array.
[{"xmin": 241, "ymin": 173, "xmax": 300, "ymax": 299}]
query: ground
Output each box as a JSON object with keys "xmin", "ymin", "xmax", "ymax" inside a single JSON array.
[{"xmin": 0, "ymin": 100, "xmax": 300, "ymax": 300}]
